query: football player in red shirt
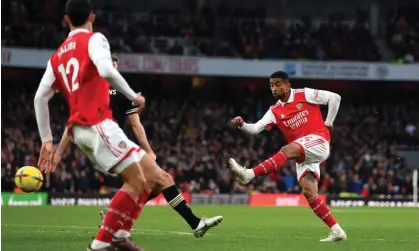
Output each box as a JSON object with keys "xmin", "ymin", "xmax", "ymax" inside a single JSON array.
[
  {"xmin": 34, "ymin": 0, "xmax": 158, "ymax": 250},
  {"xmin": 230, "ymin": 71, "xmax": 347, "ymax": 242}
]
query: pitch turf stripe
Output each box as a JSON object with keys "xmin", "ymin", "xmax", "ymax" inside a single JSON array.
[
  {"xmin": 2, "ymin": 224, "xmax": 414, "ymax": 243},
  {"xmin": 2, "ymin": 224, "xmax": 193, "ymax": 236}
]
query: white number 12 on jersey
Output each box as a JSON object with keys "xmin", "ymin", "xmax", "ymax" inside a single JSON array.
[{"xmin": 58, "ymin": 57, "xmax": 80, "ymax": 93}]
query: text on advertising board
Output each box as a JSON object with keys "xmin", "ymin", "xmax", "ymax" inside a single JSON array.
[
  {"xmin": 117, "ymin": 55, "xmax": 199, "ymax": 74},
  {"xmin": 301, "ymin": 62, "xmax": 369, "ymax": 78},
  {"xmin": 142, "ymin": 56, "xmax": 198, "ymax": 74},
  {"xmin": 3, "ymin": 47, "xmax": 419, "ymax": 80}
]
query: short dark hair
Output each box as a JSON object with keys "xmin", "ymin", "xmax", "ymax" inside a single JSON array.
[
  {"xmin": 66, "ymin": 0, "xmax": 93, "ymax": 27},
  {"xmin": 111, "ymin": 55, "xmax": 118, "ymax": 63},
  {"xmin": 270, "ymin": 71, "xmax": 289, "ymax": 80}
]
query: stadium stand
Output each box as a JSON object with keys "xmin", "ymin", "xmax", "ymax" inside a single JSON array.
[
  {"xmin": 386, "ymin": 4, "xmax": 419, "ymax": 63},
  {"xmin": 1, "ymin": 0, "xmax": 389, "ymax": 60}
]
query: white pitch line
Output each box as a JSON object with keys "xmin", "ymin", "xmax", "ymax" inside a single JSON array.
[{"xmin": 2, "ymin": 224, "xmax": 414, "ymax": 243}]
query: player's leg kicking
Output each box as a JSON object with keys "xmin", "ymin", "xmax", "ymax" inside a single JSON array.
[
  {"xmin": 72, "ymin": 119, "xmax": 159, "ymax": 251},
  {"xmin": 229, "ymin": 134, "xmax": 347, "ymax": 242},
  {"xmin": 144, "ymin": 168, "xmax": 222, "ymax": 237},
  {"xmin": 101, "ymin": 167, "xmax": 223, "ymax": 238}
]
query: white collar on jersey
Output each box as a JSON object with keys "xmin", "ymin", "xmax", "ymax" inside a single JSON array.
[
  {"xmin": 276, "ymin": 89, "xmax": 295, "ymax": 105},
  {"xmin": 68, "ymin": 28, "xmax": 89, "ymax": 37}
]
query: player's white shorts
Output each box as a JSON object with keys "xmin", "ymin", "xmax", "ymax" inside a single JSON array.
[
  {"xmin": 293, "ymin": 134, "xmax": 330, "ymax": 183},
  {"xmin": 72, "ymin": 119, "xmax": 146, "ymax": 174}
]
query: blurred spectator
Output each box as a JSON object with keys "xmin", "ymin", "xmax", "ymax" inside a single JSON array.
[{"xmin": 387, "ymin": 4, "xmax": 419, "ymax": 63}]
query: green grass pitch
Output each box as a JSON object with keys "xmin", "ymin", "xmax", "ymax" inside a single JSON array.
[{"xmin": 1, "ymin": 206, "xmax": 419, "ymax": 251}]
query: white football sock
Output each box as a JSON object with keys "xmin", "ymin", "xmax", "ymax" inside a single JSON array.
[
  {"xmin": 246, "ymin": 169, "xmax": 256, "ymax": 181},
  {"xmin": 331, "ymin": 223, "xmax": 344, "ymax": 233},
  {"xmin": 114, "ymin": 229, "xmax": 131, "ymax": 239},
  {"xmin": 91, "ymin": 240, "xmax": 110, "ymax": 249}
]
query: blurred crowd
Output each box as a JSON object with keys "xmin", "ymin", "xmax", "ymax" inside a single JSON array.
[
  {"xmin": 0, "ymin": 0, "xmax": 391, "ymax": 61},
  {"xmin": 2, "ymin": 79, "xmax": 418, "ymax": 197},
  {"xmin": 386, "ymin": 5, "xmax": 419, "ymax": 64}
]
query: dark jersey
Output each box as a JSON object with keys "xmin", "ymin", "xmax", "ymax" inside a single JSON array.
[{"xmin": 109, "ymin": 88, "xmax": 139, "ymax": 143}]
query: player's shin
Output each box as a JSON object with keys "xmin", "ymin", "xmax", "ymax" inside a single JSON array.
[
  {"xmin": 146, "ymin": 190, "xmax": 160, "ymax": 202},
  {"xmin": 116, "ymin": 154, "xmax": 159, "ymax": 235},
  {"xmin": 93, "ymin": 155, "xmax": 155, "ymax": 249},
  {"xmin": 252, "ymin": 151, "xmax": 288, "ymax": 178},
  {"xmin": 148, "ymin": 169, "xmax": 201, "ymax": 229},
  {"xmin": 93, "ymin": 189, "xmax": 140, "ymax": 248},
  {"xmin": 163, "ymin": 185, "xmax": 201, "ymax": 229},
  {"xmin": 301, "ymin": 173, "xmax": 343, "ymax": 233},
  {"xmin": 119, "ymin": 187, "xmax": 151, "ymax": 236}
]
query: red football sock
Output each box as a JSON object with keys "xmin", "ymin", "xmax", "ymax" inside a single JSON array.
[
  {"xmin": 307, "ymin": 195, "xmax": 337, "ymax": 228},
  {"xmin": 252, "ymin": 151, "xmax": 288, "ymax": 177},
  {"xmin": 95, "ymin": 189, "xmax": 139, "ymax": 243},
  {"xmin": 123, "ymin": 189, "xmax": 151, "ymax": 231}
]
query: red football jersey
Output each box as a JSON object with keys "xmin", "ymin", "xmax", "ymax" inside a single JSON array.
[
  {"xmin": 263, "ymin": 88, "xmax": 331, "ymax": 142},
  {"xmin": 49, "ymin": 29, "xmax": 113, "ymax": 126}
]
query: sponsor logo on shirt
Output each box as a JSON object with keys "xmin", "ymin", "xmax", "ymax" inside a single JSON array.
[{"xmin": 283, "ymin": 110, "xmax": 309, "ymax": 130}]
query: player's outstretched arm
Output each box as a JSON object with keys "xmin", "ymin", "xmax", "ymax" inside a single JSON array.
[
  {"xmin": 87, "ymin": 32, "xmax": 142, "ymax": 105},
  {"xmin": 34, "ymin": 60, "xmax": 56, "ymax": 171},
  {"xmin": 50, "ymin": 126, "xmax": 72, "ymax": 173},
  {"xmin": 127, "ymin": 112, "xmax": 156, "ymax": 160},
  {"xmin": 231, "ymin": 109, "xmax": 276, "ymax": 135},
  {"xmin": 304, "ymin": 88, "xmax": 341, "ymax": 127}
]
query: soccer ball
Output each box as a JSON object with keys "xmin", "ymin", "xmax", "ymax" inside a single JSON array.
[{"xmin": 14, "ymin": 166, "xmax": 44, "ymax": 193}]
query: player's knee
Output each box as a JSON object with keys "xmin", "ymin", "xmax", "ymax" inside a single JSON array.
[
  {"xmin": 145, "ymin": 164, "xmax": 159, "ymax": 185},
  {"xmin": 301, "ymin": 182, "xmax": 317, "ymax": 199},
  {"xmin": 135, "ymin": 174, "xmax": 147, "ymax": 187},
  {"xmin": 136, "ymin": 154, "xmax": 159, "ymax": 187},
  {"xmin": 301, "ymin": 186, "xmax": 316, "ymax": 199},
  {"xmin": 158, "ymin": 170, "xmax": 174, "ymax": 188},
  {"xmin": 280, "ymin": 144, "xmax": 300, "ymax": 159},
  {"xmin": 300, "ymin": 172, "xmax": 318, "ymax": 199}
]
